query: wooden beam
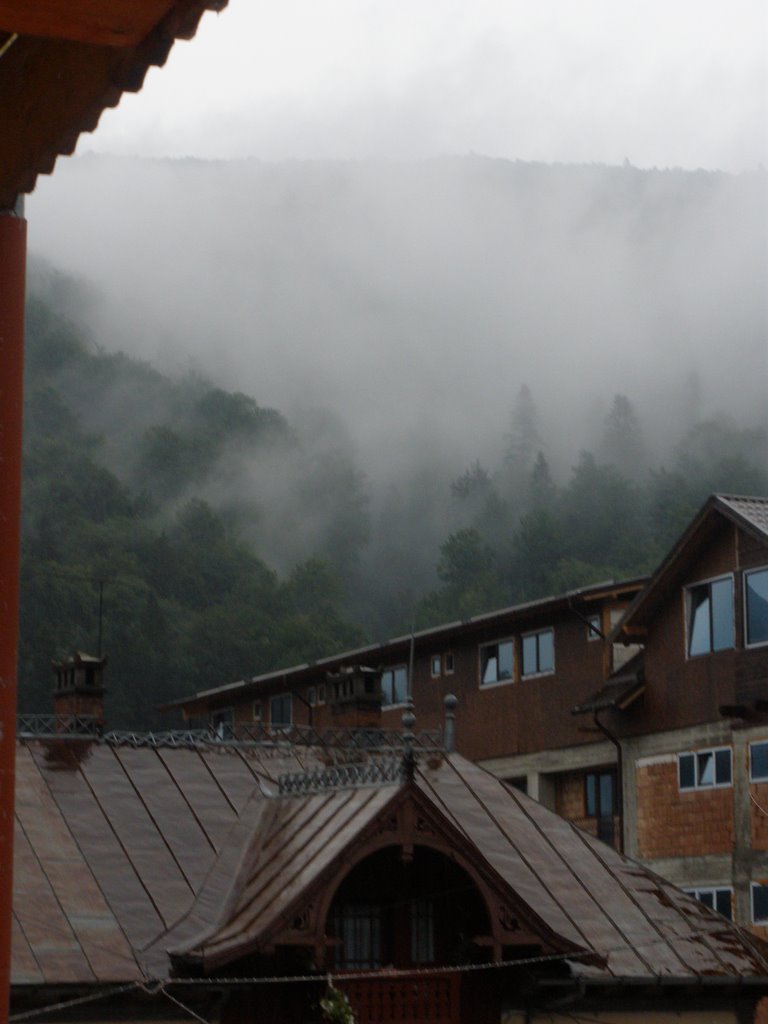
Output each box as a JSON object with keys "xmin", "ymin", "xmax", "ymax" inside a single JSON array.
[{"xmin": 0, "ymin": 0, "xmax": 177, "ymax": 47}]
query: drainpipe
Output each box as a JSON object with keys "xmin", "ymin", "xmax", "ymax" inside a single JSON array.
[
  {"xmin": 593, "ymin": 709, "xmax": 624, "ymax": 854},
  {"xmin": 0, "ymin": 195, "xmax": 26, "ymax": 1023}
]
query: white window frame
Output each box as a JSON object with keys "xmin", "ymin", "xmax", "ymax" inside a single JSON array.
[
  {"xmin": 479, "ymin": 638, "xmax": 514, "ymax": 688},
  {"xmin": 744, "ymin": 566, "xmax": 768, "ymax": 649},
  {"xmin": 252, "ymin": 701, "xmax": 262, "ymax": 721},
  {"xmin": 430, "ymin": 654, "xmax": 441, "ymax": 678},
  {"xmin": 684, "ymin": 574, "xmax": 735, "ymax": 658},
  {"xmin": 752, "ymin": 882, "xmax": 768, "ymax": 924},
  {"xmin": 683, "ymin": 886, "xmax": 733, "ymax": 919},
  {"xmin": 317, "ymin": 683, "xmax": 326, "ymax": 706},
  {"xmin": 521, "ymin": 627, "xmax": 555, "ymax": 678},
  {"xmin": 444, "ymin": 652, "xmax": 455, "ymax": 675},
  {"xmin": 678, "ymin": 747, "xmax": 732, "ymax": 791}
]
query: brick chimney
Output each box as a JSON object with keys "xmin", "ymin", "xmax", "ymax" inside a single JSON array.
[{"xmin": 52, "ymin": 651, "xmax": 106, "ymax": 728}]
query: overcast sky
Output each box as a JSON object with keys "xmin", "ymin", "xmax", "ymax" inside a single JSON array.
[{"xmin": 78, "ymin": 0, "xmax": 766, "ymax": 172}]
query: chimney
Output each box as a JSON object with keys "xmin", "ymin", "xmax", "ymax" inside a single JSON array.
[
  {"xmin": 52, "ymin": 651, "xmax": 106, "ymax": 728},
  {"xmin": 326, "ymin": 665, "xmax": 382, "ymax": 729}
]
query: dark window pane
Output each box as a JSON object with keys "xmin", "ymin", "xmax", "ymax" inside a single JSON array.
[
  {"xmin": 599, "ymin": 772, "xmax": 614, "ymax": 814},
  {"xmin": 679, "ymin": 753, "xmax": 695, "ymax": 789},
  {"xmin": 711, "ymin": 578, "xmax": 734, "ymax": 651},
  {"xmin": 688, "ymin": 586, "xmax": 711, "ymax": 655},
  {"xmin": 698, "ymin": 891, "xmax": 715, "ymax": 909},
  {"xmin": 715, "ymin": 748, "xmax": 731, "ymax": 784},
  {"xmin": 585, "ymin": 774, "xmax": 597, "ymax": 816},
  {"xmin": 751, "ymin": 743, "xmax": 768, "ymax": 781},
  {"xmin": 754, "ymin": 885, "xmax": 768, "ymax": 923},
  {"xmin": 747, "ymin": 570, "xmax": 768, "ymax": 646},
  {"xmin": 715, "ymin": 889, "xmax": 732, "ymax": 919}
]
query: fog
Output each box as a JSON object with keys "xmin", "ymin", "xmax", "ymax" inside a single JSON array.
[{"xmin": 28, "ymin": 155, "xmax": 766, "ymax": 483}]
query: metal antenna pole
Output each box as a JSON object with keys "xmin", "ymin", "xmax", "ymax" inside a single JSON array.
[{"xmin": 0, "ymin": 196, "xmax": 26, "ymax": 1024}]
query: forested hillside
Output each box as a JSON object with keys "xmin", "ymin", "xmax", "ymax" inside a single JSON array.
[
  {"xmin": 19, "ymin": 274, "xmax": 367, "ymax": 726},
  {"xmin": 19, "ymin": 265, "xmax": 767, "ymax": 726}
]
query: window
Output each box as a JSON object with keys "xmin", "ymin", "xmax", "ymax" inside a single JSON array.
[
  {"xmin": 211, "ymin": 707, "xmax": 234, "ymax": 739},
  {"xmin": 678, "ymin": 747, "xmax": 732, "ymax": 791},
  {"xmin": 745, "ymin": 568, "xmax": 768, "ymax": 647},
  {"xmin": 430, "ymin": 654, "xmax": 441, "ymax": 677},
  {"xmin": 684, "ymin": 886, "xmax": 733, "ymax": 920},
  {"xmin": 750, "ymin": 741, "xmax": 768, "ymax": 782},
  {"xmin": 331, "ymin": 904, "xmax": 382, "ymax": 969},
  {"xmin": 317, "ymin": 683, "xmax": 326, "ymax": 705},
  {"xmin": 521, "ymin": 628, "xmax": 554, "ymax": 677},
  {"xmin": 252, "ymin": 701, "xmax": 262, "ymax": 721},
  {"xmin": 270, "ymin": 693, "xmax": 292, "ymax": 728},
  {"xmin": 480, "ymin": 639, "xmax": 514, "ymax": 686},
  {"xmin": 753, "ymin": 883, "xmax": 768, "ymax": 924},
  {"xmin": 585, "ymin": 770, "xmax": 616, "ymax": 845},
  {"xmin": 381, "ymin": 666, "xmax": 408, "ymax": 706},
  {"xmin": 687, "ymin": 577, "xmax": 734, "ymax": 656},
  {"xmin": 410, "ymin": 899, "xmax": 435, "ymax": 964},
  {"xmin": 586, "ymin": 613, "xmax": 602, "ymax": 641},
  {"xmin": 444, "ymin": 652, "xmax": 455, "ymax": 674}
]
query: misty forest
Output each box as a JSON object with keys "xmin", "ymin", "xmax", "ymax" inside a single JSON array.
[{"xmin": 22, "ymin": 156, "xmax": 767, "ymax": 726}]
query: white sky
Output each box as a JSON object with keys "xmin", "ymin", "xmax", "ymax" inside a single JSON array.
[{"xmin": 79, "ymin": 0, "xmax": 767, "ymax": 171}]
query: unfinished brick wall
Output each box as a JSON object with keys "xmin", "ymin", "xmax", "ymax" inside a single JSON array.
[
  {"xmin": 751, "ymin": 783, "xmax": 768, "ymax": 849},
  {"xmin": 635, "ymin": 756, "xmax": 733, "ymax": 859}
]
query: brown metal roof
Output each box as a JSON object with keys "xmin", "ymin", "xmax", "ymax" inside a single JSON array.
[
  {"xmin": 14, "ymin": 738, "xmax": 768, "ymax": 990},
  {"xmin": 0, "ymin": 0, "xmax": 228, "ymax": 208},
  {"xmin": 170, "ymin": 752, "xmax": 768, "ymax": 983},
  {"xmin": 12, "ymin": 738, "xmax": 309, "ymax": 983},
  {"xmin": 571, "ymin": 656, "xmax": 645, "ymax": 715}
]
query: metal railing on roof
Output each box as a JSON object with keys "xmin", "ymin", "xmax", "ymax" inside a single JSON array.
[
  {"xmin": 15, "ymin": 715, "xmax": 443, "ymax": 753},
  {"xmin": 278, "ymin": 756, "xmax": 403, "ymax": 796},
  {"xmin": 16, "ymin": 713, "xmax": 103, "ymax": 738}
]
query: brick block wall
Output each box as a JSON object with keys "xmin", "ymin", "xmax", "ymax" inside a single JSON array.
[
  {"xmin": 636, "ymin": 756, "xmax": 733, "ymax": 859},
  {"xmin": 751, "ymin": 783, "xmax": 768, "ymax": 849}
]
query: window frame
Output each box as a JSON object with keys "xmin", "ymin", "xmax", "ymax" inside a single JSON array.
[
  {"xmin": 521, "ymin": 627, "xmax": 555, "ymax": 678},
  {"xmin": 211, "ymin": 706, "xmax": 234, "ymax": 739},
  {"xmin": 444, "ymin": 652, "xmax": 455, "ymax": 675},
  {"xmin": 685, "ymin": 574, "xmax": 735, "ymax": 658},
  {"xmin": 744, "ymin": 566, "xmax": 768, "ymax": 649},
  {"xmin": 586, "ymin": 613, "xmax": 602, "ymax": 641},
  {"xmin": 479, "ymin": 638, "xmax": 515, "ymax": 688},
  {"xmin": 752, "ymin": 882, "xmax": 768, "ymax": 924},
  {"xmin": 269, "ymin": 692, "xmax": 293, "ymax": 729},
  {"xmin": 678, "ymin": 746, "xmax": 732, "ymax": 792},
  {"xmin": 381, "ymin": 665, "xmax": 408, "ymax": 708},
  {"xmin": 430, "ymin": 654, "xmax": 441, "ymax": 678},
  {"xmin": 252, "ymin": 701, "xmax": 262, "ymax": 722},
  {"xmin": 684, "ymin": 886, "xmax": 733, "ymax": 920},
  {"xmin": 750, "ymin": 740, "xmax": 768, "ymax": 783}
]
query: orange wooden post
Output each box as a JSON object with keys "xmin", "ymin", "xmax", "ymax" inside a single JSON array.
[{"xmin": 0, "ymin": 198, "xmax": 26, "ymax": 1024}]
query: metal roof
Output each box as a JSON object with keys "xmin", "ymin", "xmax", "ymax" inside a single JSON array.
[
  {"xmin": 16, "ymin": 736, "xmax": 761, "ymax": 987},
  {"xmin": 0, "ymin": 0, "xmax": 227, "ymax": 207},
  {"xmin": 172, "ymin": 753, "xmax": 768, "ymax": 981}
]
